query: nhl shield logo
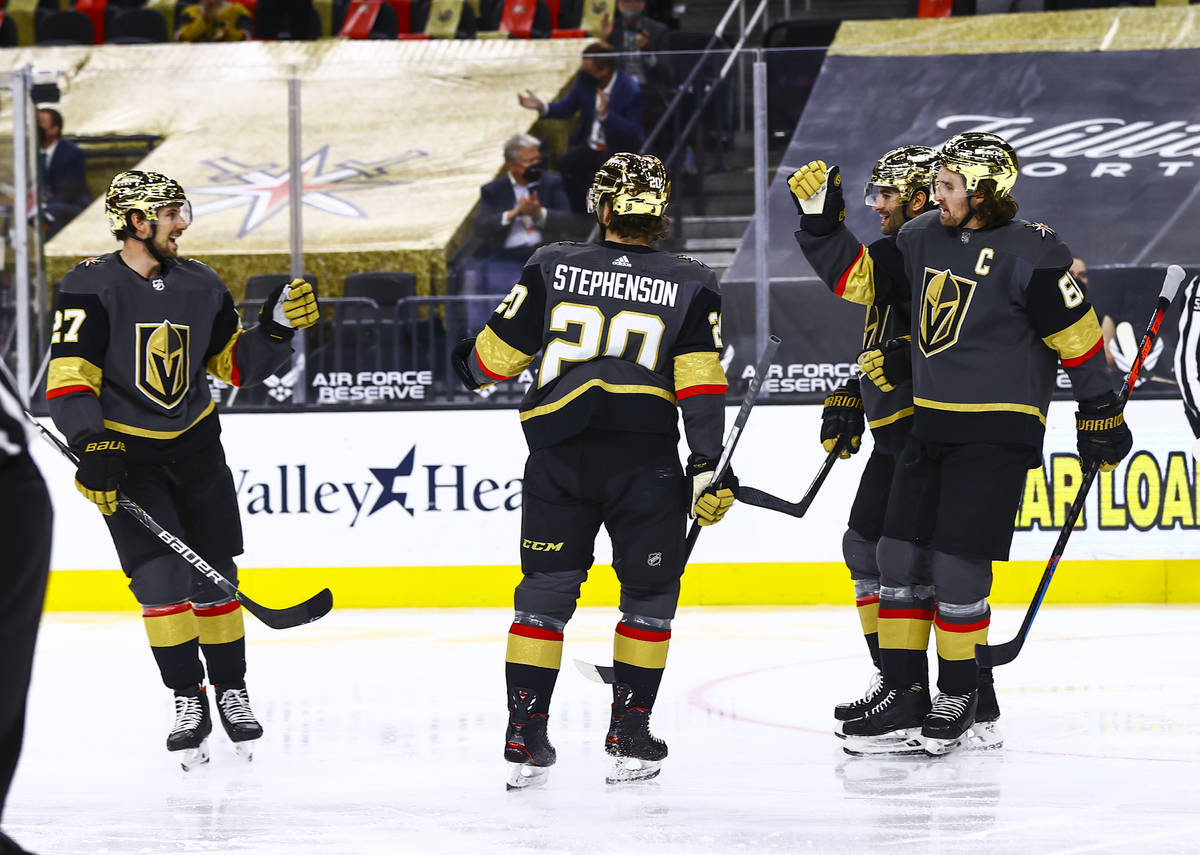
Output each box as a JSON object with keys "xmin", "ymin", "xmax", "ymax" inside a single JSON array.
[
  {"xmin": 647, "ymin": 552, "xmax": 663, "ymax": 567},
  {"xmin": 135, "ymin": 320, "xmax": 190, "ymax": 409},
  {"xmin": 919, "ymin": 268, "xmax": 977, "ymax": 357}
]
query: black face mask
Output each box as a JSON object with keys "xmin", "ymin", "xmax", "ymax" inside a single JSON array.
[{"xmin": 523, "ymin": 165, "xmax": 542, "ymax": 184}]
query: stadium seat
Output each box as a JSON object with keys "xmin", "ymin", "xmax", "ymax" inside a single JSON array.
[
  {"xmin": 410, "ymin": 0, "xmax": 477, "ymax": 38},
  {"xmin": 576, "ymin": 0, "xmax": 610, "ymax": 37},
  {"xmin": 75, "ymin": 0, "xmax": 108, "ymax": 42},
  {"xmin": 344, "ymin": 271, "xmax": 416, "ymax": 307},
  {"xmin": 488, "ymin": 0, "xmax": 552, "ymax": 38},
  {"xmin": 339, "ymin": 0, "xmax": 398, "ymax": 38},
  {"xmin": 36, "ymin": 10, "xmax": 96, "ymax": 44},
  {"xmin": 245, "ymin": 273, "xmax": 318, "ymax": 303},
  {"xmin": 916, "ymin": 0, "xmax": 953, "ymax": 15},
  {"xmin": 108, "ymin": 7, "xmax": 169, "ymax": 42},
  {"xmin": 0, "ymin": 13, "xmax": 17, "ymax": 47}
]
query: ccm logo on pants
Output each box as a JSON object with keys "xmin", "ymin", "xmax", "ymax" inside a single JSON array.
[{"xmin": 522, "ymin": 540, "xmax": 564, "ymax": 552}]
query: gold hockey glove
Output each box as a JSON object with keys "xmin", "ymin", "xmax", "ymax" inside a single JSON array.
[
  {"xmin": 686, "ymin": 454, "xmax": 738, "ymax": 526},
  {"xmin": 74, "ymin": 432, "xmax": 127, "ymax": 515},
  {"xmin": 821, "ymin": 378, "xmax": 864, "ymax": 458},
  {"xmin": 1076, "ymin": 392, "xmax": 1132, "ymax": 472},
  {"xmin": 259, "ymin": 278, "xmax": 319, "ymax": 339},
  {"xmin": 857, "ymin": 336, "xmax": 912, "ymax": 393},
  {"xmin": 787, "ymin": 161, "xmax": 845, "ymax": 236}
]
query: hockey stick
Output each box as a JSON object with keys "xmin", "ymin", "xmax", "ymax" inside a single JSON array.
[
  {"xmin": 976, "ymin": 264, "xmax": 1185, "ymax": 668},
  {"xmin": 737, "ymin": 441, "xmax": 844, "ymax": 518},
  {"xmin": 576, "ymin": 335, "xmax": 782, "ymax": 684},
  {"xmin": 22, "ymin": 405, "xmax": 333, "ymax": 631}
]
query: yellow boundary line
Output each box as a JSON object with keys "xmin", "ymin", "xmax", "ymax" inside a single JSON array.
[{"xmin": 44, "ymin": 560, "xmax": 1200, "ymax": 611}]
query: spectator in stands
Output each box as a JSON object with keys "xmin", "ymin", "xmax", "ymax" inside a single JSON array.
[
  {"xmin": 37, "ymin": 108, "xmax": 91, "ymax": 240},
  {"xmin": 176, "ymin": 0, "xmax": 253, "ymax": 42},
  {"xmin": 518, "ymin": 43, "xmax": 644, "ymax": 213},
  {"xmin": 601, "ymin": 0, "xmax": 672, "ymax": 142},
  {"xmin": 465, "ymin": 134, "xmax": 577, "ymax": 332}
]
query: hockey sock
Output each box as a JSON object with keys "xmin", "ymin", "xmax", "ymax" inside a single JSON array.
[
  {"xmin": 195, "ymin": 600, "xmax": 247, "ymax": 688},
  {"xmin": 877, "ymin": 585, "xmax": 934, "ymax": 688},
  {"xmin": 854, "ymin": 589, "xmax": 881, "ymax": 669},
  {"xmin": 934, "ymin": 600, "xmax": 990, "ymax": 695},
  {"xmin": 612, "ymin": 617, "xmax": 671, "ymax": 709},
  {"xmin": 506, "ymin": 618, "xmax": 564, "ymax": 715},
  {"xmin": 143, "ymin": 603, "xmax": 204, "ymax": 691}
]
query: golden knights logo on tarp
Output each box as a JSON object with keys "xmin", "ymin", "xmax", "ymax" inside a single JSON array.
[
  {"xmin": 919, "ymin": 268, "xmax": 977, "ymax": 357},
  {"xmin": 136, "ymin": 320, "xmax": 190, "ymax": 409}
]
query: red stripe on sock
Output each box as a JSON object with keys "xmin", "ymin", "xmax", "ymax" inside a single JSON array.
[
  {"xmin": 193, "ymin": 601, "xmax": 241, "ymax": 617},
  {"xmin": 142, "ymin": 603, "xmax": 192, "ymax": 617},
  {"xmin": 934, "ymin": 614, "xmax": 991, "ymax": 634},
  {"xmin": 878, "ymin": 608, "xmax": 935, "ymax": 621},
  {"xmin": 855, "ymin": 594, "xmax": 880, "ymax": 607},
  {"xmin": 615, "ymin": 622, "xmax": 671, "ymax": 642},
  {"xmin": 509, "ymin": 623, "xmax": 564, "ymax": 641}
]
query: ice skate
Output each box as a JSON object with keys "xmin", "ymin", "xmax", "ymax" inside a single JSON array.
[
  {"xmin": 967, "ymin": 667, "xmax": 1003, "ymax": 750},
  {"xmin": 216, "ymin": 685, "xmax": 263, "ymax": 761},
  {"xmin": 504, "ymin": 687, "xmax": 555, "ymax": 791},
  {"xmin": 834, "ymin": 670, "xmax": 885, "ymax": 736},
  {"xmin": 841, "ymin": 684, "xmax": 930, "ymax": 756},
  {"xmin": 922, "ymin": 690, "xmax": 977, "ymax": 756},
  {"xmin": 604, "ymin": 684, "xmax": 667, "ymax": 784},
  {"xmin": 166, "ymin": 685, "xmax": 212, "ymax": 771}
]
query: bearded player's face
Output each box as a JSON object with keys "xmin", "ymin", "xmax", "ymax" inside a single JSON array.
[
  {"xmin": 150, "ymin": 204, "xmax": 189, "ymax": 258},
  {"xmin": 933, "ymin": 167, "xmax": 972, "ymax": 226}
]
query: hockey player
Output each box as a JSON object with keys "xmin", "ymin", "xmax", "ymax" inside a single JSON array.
[
  {"xmin": 789, "ymin": 133, "xmax": 1130, "ymax": 755},
  {"xmin": 797, "ymin": 146, "xmax": 1002, "ymax": 747},
  {"xmin": 0, "ymin": 368, "xmax": 52, "ymax": 855},
  {"xmin": 451, "ymin": 153, "xmax": 735, "ymax": 788},
  {"xmin": 45, "ymin": 171, "xmax": 319, "ymax": 769}
]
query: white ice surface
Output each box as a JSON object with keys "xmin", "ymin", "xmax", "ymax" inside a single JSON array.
[{"xmin": 6, "ymin": 606, "xmax": 1200, "ymax": 855}]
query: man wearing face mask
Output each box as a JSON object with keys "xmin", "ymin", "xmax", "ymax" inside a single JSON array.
[
  {"xmin": 470, "ymin": 134, "xmax": 576, "ymax": 333},
  {"xmin": 518, "ymin": 43, "xmax": 644, "ymax": 214}
]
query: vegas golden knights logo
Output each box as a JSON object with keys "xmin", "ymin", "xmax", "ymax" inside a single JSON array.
[
  {"xmin": 919, "ymin": 268, "xmax": 977, "ymax": 357},
  {"xmin": 861, "ymin": 305, "xmax": 891, "ymax": 350},
  {"xmin": 135, "ymin": 320, "xmax": 190, "ymax": 409}
]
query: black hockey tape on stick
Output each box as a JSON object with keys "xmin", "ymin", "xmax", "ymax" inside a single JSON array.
[
  {"xmin": 737, "ymin": 441, "xmax": 844, "ymax": 519},
  {"xmin": 20, "ymin": 402, "xmax": 332, "ymax": 630},
  {"xmin": 577, "ymin": 336, "xmax": 783, "ymax": 686},
  {"xmin": 977, "ymin": 264, "xmax": 1185, "ymax": 668}
]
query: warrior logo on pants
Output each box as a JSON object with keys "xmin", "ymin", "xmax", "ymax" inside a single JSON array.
[
  {"xmin": 919, "ymin": 268, "xmax": 977, "ymax": 357},
  {"xmin": 136, "ymin": 320, "xmax": 190, "ymax": 409}
]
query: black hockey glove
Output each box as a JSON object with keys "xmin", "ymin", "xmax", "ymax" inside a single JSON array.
[
  {"xmin": 452, "ymin": 337, "xmax": 489, "ymax": 391},
  {"xmin": 787, "ymin": 161, "xmax": 845, "ymax": 237},
  {"xmin": 1076, "ymin": 391, "xmax": 1132, "ymax": 473},
  {"xmin": 857, "ymin": 336, "xmax": 912, "ymax": 393},
  {"xmin": 74, "ymin": 431, "xmax": 127, "ymax": 516},
  {"xmin": 821, "ymin": 378, "xmax": 864, "ymax": 459},
  {"xmin": 686, "ymin": 453, "xmax": 738, "ymax": 527},
  {"xmin": 259, "ymin": 279, "xmax": 319, "ymax": 340}
]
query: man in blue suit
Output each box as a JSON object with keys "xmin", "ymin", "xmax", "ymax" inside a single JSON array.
[
  {"xmin": 465, "ymin": 133, "xmax": 578, "ymax": 332},
  {"xmin": 518, "ymin": 43, "xmax": 645, "ymax": 213},
  {"xmin": 37, "ymin": 108, "xmax": 91, "ymax": 239}
]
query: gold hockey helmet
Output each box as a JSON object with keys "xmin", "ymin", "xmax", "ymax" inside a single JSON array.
[
  {"xmin": 105, "ymin": 170, "xmax": 192, "ymax": 236},
  {"xmin": 587, "ymin": 153, "xmax": 671, "ymax": 218},
  {"xmin": 863, "ymin": 145, "xmax": 938, "ymax": 207},
  {"xmin": 937, "ymin": 132, "xmax": 1019, "ymax": 197}
]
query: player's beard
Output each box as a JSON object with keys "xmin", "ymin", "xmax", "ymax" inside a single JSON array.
[
  {"xmin": 152, "ymin": 227, "xmax": 181, "ymax": 259},
  {"xmin": 879, "ymin": 206, "xmax": 903, "ymax": 236}
]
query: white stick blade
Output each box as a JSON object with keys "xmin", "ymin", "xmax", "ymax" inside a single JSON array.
[
  {"xmin": 1193, "ymin": 438, "xmax": 1200, "ymax": 462},
  {"xmin": 1162, "ymin": 264, "xmax": 1186, "ymax": 302}
]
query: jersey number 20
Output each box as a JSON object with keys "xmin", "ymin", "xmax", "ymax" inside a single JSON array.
[{"xmin": 539, "ymin": 302, "xmax": 666, "ymax": 387}]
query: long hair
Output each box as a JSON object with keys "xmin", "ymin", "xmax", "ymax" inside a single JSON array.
[
  {"xmin": 606, "ymin": 212, "xmax": 670, "ymax": 243},
  {"xmin": 974, "ymin": 179, "xmax": 1019, "ymax": 227}
]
